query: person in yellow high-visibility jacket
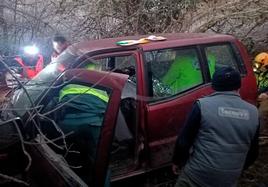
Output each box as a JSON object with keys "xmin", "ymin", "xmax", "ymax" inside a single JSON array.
[
  {"xmin": 57, "ymin": 61, "xmax": 110, "ymax": 185},
  {"xmin": 58, "ymin": 83, "xmax": 109, "ymax": 184}
]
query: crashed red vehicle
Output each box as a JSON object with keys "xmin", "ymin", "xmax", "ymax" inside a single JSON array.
[{"xmin": 0, "ymin": 33, "xmax": 257, "ymax": 187}]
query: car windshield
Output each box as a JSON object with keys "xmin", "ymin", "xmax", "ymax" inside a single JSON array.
[{"xmin": 10, "ymin": 48, "xmax": 79, "ymax": 117}]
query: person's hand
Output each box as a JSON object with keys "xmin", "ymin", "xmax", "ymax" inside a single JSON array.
[
  {"xmin": 172, "ymin": 164, "xmax": 180, "ymax": 175},
  {"xmin": 258, "ymin": 93, "xmax": 268, "ymax": 101}
]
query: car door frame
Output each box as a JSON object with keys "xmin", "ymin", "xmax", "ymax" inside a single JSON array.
[
  {"xmin": 141, "ymin": 44, "xmax": 214, "ymax": 168},
  {"xmin": 78, "ymin": 48, "xmax": 152, "ymax": 181}
]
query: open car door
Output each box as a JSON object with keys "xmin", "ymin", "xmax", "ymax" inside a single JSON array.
[{"xmin": 24, "ymin": 69, "xmax": 128, "ymax": 187}]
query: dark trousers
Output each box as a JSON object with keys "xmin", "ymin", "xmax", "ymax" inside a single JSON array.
[{"xmin": 175, "ymin": 171, "xmax": 200, "ymax": 187}]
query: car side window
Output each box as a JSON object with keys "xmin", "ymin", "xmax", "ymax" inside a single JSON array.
[
  {"xmin": 94, "ymin": 55, "xmax": 136, "ymax": 74},
  {"xmin": 145, "ymin": 48, "xmax": 203, "ymax": 99},
  {"xmin": 204, "ymin": 44, "xmax": 240, "ymax": 78},
  {"xmin": 79, "ymin": 55, "xmax": 137, "ymax": 84}
]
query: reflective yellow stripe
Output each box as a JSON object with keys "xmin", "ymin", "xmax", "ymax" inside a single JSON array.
[{"xmin": 59, "ymin": 84, "xmax": 109, "ymax": 102}]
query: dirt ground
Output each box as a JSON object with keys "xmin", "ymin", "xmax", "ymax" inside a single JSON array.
[
  {"xmin": 239, "ymin": 100, "xmax": 268, "ymax": 187},
  {"xmin": 239, "ymin": 144, "xmax": 268, "ymax": 187}
]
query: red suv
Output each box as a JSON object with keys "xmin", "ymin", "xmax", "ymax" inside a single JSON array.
[{"xmin": 1, "ymin": 33, "xmax": 257, "ymax": 187}]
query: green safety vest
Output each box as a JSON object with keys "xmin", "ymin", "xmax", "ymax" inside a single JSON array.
[
  {"xmin": 161, "ymin": 54, "xmax": 216, "ymax": 93},
  {"xmin": 256, "ymin": 71, "xmax": 268, "ymax": 92},
  {"xmin": 162, "ymin": 56, "xmax": 203, "ymax": 93}
]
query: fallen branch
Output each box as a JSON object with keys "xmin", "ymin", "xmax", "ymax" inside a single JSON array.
[
  {"xmin": 13, "ymin": 120, "xmax": 32, "ymax": 172},
  {"xmin": 0, "ymin": 172, "xmax": 29, "ymax": 186}
]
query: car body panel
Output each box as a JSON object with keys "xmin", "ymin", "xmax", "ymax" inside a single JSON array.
[{"xmin": 66, "ymin": 33, "xmax": 257, "ymax": 179}]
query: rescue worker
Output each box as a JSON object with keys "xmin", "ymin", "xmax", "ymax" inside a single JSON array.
[
  {"xmin": 162, "ymin": 54, "xmax": 202, "ymax": 93},
  {"xmin": 13, "ymin": 46, "xmax": 44, "ymax": 79},
  {"xmin": 254, "ymin": 52, "xmax": 268, "ymax": 94},
  {"xmin": 254, "ymin": 52, "xmax": 268, "ymax": 98},
  {"xmin": 254, "ymin": 52, "xmax": 268, "ymax": 139},
  {"xmin": 51, "ymin": 35, "xmax": 69, "ymax": 62},
  {"xmin": 55, "ymin": 61, "xmax": 110, "ymax": 186},
  {"xmin": 172, "ymin": 67, "xmax": 259, "ymax": 187},
  {"xmin": 58, "ymin": 83, "xmax": 108, "ymax": 185}
]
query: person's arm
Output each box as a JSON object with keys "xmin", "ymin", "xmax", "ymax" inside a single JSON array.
[
  {"xmin": 243, "ymin": 124, "xmax": 260, "ymax": 170},
  {"xmin": 172, "ymin": 102, "xmax": 201, "ymax": 169}
]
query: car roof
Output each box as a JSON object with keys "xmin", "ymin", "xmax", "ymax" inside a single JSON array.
[{"xmin": 70, "ymin": 33, "xmax": 236, "ymax": 55}]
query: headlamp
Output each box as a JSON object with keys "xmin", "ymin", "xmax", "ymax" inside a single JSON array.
[{"xmin": 23, "ymin": 45, "xmax": 39, "ymax": 55}]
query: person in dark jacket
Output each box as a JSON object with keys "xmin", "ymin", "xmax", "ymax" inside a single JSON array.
[{"xmin": 172, "ymin": 67, "xmax": 259, "ymax": 187}]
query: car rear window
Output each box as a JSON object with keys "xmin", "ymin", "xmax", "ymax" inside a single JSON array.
[{"xmin": 204, "ymin": 44, "xmax": 242, "ymax": 78}]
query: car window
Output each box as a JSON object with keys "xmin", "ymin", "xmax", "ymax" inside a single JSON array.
[
  {"xmin": 144, "ymin": 48, "xmax": 203, "ymax": 99},
  {"xmin": 79, "ymin": 55, "xmax": 137, "ymax": 83},
  {"xmin": 204, "ymin": 44, "xmax": 240, "ymax": 78}
]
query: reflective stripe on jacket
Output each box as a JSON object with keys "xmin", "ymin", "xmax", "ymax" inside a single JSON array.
[{"xmin": 59, "ymin": 84, "xmax": 109, "ymax": 103}]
